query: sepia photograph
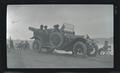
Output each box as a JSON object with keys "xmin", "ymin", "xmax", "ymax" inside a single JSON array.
[{"xmin": 7, "ymin": 5, "xmax": 113, "ymax": 68}]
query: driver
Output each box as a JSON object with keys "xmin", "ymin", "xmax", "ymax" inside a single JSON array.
[{"xmin": 103, "ymin": 41, "xmax": 111, "ymax": 51}]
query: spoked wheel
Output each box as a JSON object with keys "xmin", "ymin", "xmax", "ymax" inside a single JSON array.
[
  {"xmin": 32, "ymin": 40, "xmax": 42, "ymax": 52},
  {"xmin": 87, "ymin": 43, "xmax": 98, "ymax": 57},
  {"xmin": 98, "ymin": 48, "xmax": 106, "ymax": 56},
  {"xmin": 98, "ymin": 49, "xmax": 111, "ymax": 56},
  {"xmin": 72, "ymin": 41, "xmax": 87, "ymax": 57},
  {"xmin": 100, "ymin": 51, "xmax": 106, "ymax": 55}
]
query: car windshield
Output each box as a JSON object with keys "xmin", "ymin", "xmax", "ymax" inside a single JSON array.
[{"xmin": 62, "ymin": 23, "xmax": 74, "ymax": 32}]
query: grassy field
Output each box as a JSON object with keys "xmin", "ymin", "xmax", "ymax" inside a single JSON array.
[{"xmin": 7, "ymin": 48, "xmax": 113, "ymax": 68}]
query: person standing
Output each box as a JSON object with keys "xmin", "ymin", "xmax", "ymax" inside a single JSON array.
[
  {"xmin": 24, "ymin": 41, "xmax": 30, "ymax": 50},
  {"xmin": 103, "ymin": 41, "xmax": 111, "ymax": 50},
  {"xmin": 9, "ymin": 36, "xmax": 15, "ymax": 49},
  {"xmin": 40, "ymin": 25, "xmax": 44, "ymax": 30}
]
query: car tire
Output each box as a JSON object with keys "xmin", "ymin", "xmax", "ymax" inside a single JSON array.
[{"xmin": 72, "ymin": 41, "xmax": 87, "ymax": 57}]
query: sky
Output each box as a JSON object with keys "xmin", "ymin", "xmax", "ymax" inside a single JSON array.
[{"xmin": 7, "ymin": 5, "xmax": 113, "ymax": 40}]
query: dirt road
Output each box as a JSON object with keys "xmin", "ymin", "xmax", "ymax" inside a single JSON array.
[{"xmin": 7, "ymin": 49, "xmax": 113, "ymax": 68}]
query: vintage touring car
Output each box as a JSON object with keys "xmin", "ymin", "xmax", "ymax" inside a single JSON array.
[{"xmin": 29, "ymin": 23, "xmax": 98, "ymax": 57}]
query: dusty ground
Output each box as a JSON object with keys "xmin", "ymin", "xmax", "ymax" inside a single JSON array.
[{"xmin": 7, "ymin": 48, "xmax": 113, "ymax": 68}]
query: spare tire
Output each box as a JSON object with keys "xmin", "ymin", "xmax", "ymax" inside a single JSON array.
[{"xmin": 49, "ymin": 32, "xmax": 64, "ymax": 49}]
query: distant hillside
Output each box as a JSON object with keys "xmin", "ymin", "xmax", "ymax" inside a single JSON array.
[
  {"xmin": 7, "ymin": 39, "xmax": 34, "ymax": 49},
  {"xmin": 93, "ymin": 37, "xmax": 113, "ymax": 45},
  {"xmin": 7, "ymin": 37, "xmax": 113, "ymax": 45},
  {"xmin": 7, "ymin": 39, "xmax": 33, "ymax": 45}
]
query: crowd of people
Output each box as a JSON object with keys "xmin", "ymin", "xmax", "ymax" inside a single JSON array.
[
  {"xmin": 16, "ymin": 41, "xmax": 30, "ymax": 50},
  {"xmin": 7, "ymin": 37, "xmax": 30, "ymax": 50},
  {"xmin": 7, "ymin": 35, "xmax": 112, "ymax": 55}
]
